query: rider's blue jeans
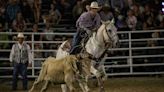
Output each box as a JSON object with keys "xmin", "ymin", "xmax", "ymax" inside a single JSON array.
[{"xmin": 70, "ymin": 30, "xmax": 84, "ymax": 54}]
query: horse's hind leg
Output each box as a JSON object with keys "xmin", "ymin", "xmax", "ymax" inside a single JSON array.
[{"xmin": 41, "ymin": 80, "xmax": 49, "ymax": 92}]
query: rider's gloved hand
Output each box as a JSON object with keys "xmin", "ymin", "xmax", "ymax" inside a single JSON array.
[
  {"xmin": 82, "ymin": 27, "xmax": 93, "ymax": 37},
  {"xmin": 86, "ymin": 29, "xmax": 92, "ymax": 36},
  {"xmin": 92, "ymin": 28, "xmax": 97, "ymax": 32}
]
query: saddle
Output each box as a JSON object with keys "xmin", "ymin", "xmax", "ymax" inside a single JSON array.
[
  {"xmin": 61, "ymin": 29, "xmax": 92, "ymax": 55},
  {"xmin": 67, "ymin": 33, "xmax": 89, "ymax": 55}
]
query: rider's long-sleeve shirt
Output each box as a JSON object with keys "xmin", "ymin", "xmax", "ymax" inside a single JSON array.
[{"xmin": 76, "ymin": 11, "xmax": 101, "ymax": 31}]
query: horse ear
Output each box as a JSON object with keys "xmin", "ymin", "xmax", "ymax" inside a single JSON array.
[{"xmin": 111, "ymin": 18, "xmax": 115, "ymax": 24}]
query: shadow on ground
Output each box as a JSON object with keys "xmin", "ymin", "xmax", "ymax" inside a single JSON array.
[{"xmin": 0, "ymin": 77, "xmax": 164, "ymax": 92}]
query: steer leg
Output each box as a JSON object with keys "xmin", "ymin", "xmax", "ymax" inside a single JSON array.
[
  {"xmin": 66, "ymin": 83, "xmax": 75, "ymax": 92},
  {"xmin": 29, "ymin": 78, "xmax": 41, "ymax": 92},
  {"xmin": 41, "ymin": 80, "xmax": 49, "ymax": 92},
  {"xmin": 61, "ymin": 84, "xmax": 69, "ymax": 92},
  {"xmin": 65, "ymin": 74, "xmax": 76, "ymax": 92}
]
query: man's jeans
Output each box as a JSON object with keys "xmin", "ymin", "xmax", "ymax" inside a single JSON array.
[
  {"xmin": 12, "ymin": 63, "xmax": 28, "ymax": 90},
  {"xmin": 70, "ymin": 30, "xmax": 85, "ymax": 54}
]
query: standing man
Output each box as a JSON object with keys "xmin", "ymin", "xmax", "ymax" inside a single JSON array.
[
  {"xmin": 69, "ymin": 1, "xmax": 101, "ymax": 54},
  {"xmin": 9, "ymin": 33, "xmax": 32, "ymax": 90}
]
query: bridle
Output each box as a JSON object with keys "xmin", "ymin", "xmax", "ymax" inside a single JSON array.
[{"xmin": 103, "ymin": 23, "xmax": 113, "ymax": 49}]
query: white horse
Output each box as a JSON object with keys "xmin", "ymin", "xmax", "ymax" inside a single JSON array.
[{"xmin": 56, "ymin": 19, "xmax": 119, "ymax": 92}]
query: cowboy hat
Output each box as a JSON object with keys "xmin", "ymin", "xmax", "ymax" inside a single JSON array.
[
  {"xmin": 90, "ymin": 1, "xmax": 100, "ymax": 9},
  {"xmin": 17, "ymin": 33, "xmax": 25, "ymax": 38}
]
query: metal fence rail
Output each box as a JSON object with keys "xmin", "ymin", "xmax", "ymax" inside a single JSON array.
[{"xmin": 0, "ymin": 29, "xmax": 164, "ymax": 78}]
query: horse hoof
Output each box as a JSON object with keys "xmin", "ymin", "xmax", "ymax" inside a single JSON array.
[
  {"xmin": 99, "ymin": 88, "xmax": 105, "ymax": 92},
  {"xmin": 92, "ymin": 81, "xmax": 98, "ymax": 87}
]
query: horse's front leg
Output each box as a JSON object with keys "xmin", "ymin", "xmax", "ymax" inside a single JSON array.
[
  {"xmin": 98, "ymin": 64, "xmax": 107, "ymax": 81},
  {"xmin": 90, "ymin": 66, "xmax": 105, "ymax": 92}
]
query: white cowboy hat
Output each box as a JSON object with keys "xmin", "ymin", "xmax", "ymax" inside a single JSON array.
[
  {"xmin": 17, "ymin": 33, "xmax": 25, "ymax": 38},
  {"xmin": 90, "ymin": 1, "xmax": 100, "ymax": 9}
]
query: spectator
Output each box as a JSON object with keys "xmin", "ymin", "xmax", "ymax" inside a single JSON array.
[
  {"xmin": 27, "ymin": 0, "xmax": 34, "ymax": 10},
  {"xmin": 72, "ymin": 0, "xmax": 83, "ymax": 22},
  {"xmin": 9, "ymin": 33, "xmax": 32, "ymax": 90},
  {"xmin": 143, "ymin": 16, "xmax": 155, "ymax": 30},
  {"xmin": 113, "ymin": 7, "xmax": 121, "ymax": 19},
  {"xmin": 155, "ymin": 10, "xmax": 164, "ymax": 28},
  {"xmin": 144, "ymin": 32, "xmax": 161, "ymax": 72},
  {"xmin": 148, "ymin": 0, "xmax": 162, "ymax": 15},
  {"xmin": 0, "ymin": 0, "xmax": 8, "ymax": 7},
  {"xmin": 60, "ymin": 0, "xmax": 71, "ymax": 12},
  {"xmin": 124, "ymin": 0, "xmax": 134, "ymax": 9},
  {"xmin": 42, "ymin": 14, "xmax": 50, "ymax": 24},
  {"xmin": 116, "ymin": 15, "xmax": 129, "ymax": 39},
  {"xmin": 5, "ymin": 0, "xmax": 21, "ymax": 27},
  {"xmin": 126, "ymin": 9, "xmax": 137, "ymax": 30},
  {"xmin": 12, "ymin": 12, "xmax": 26, "ymax": 32},
  {"xmin": 34, "ymin": 0, "xmax": 41, "ymax": 23},
  {"xmin": 31, "ymin": 23, "xmax": 43, "ymax": 48},
  {"xmin": 32, "ymin": 23, "xmax": 42, "ymax": 41},
  {"xmin": 20, "ymin": 0, "xmax": 34, "ymax": 23},
  {"xmin": 49, "ymin": 3, "xmax": 62, "ymax": 25},
  {"xmin": 81, "ymin": 0, "xmax": 90, "ymax": 12},
  {"xmin": 131, "ymin": 3, "xmax": 143, "ymax": 30},
  {"xmin": 99, "ymin": 4, "xmax": 114, "ymax": 21},
  {"xmin": 159, "ymin": 19, "xmax": 164, "ymax": 29},
  {"xmin": 97, "ymin": 0, "xmax": 106, "ymax": 6},
  {"xmin": 0, "ymin": 8, "xmax": 6, "ymax": 26},
  {"xmin": 142, "ymin": 4, "xmax": 154, "ymax": 22},
  {"xmin": 116, "ymin": 15, "xmax": 129, "ymax": 31},
  {"xmin": 52, "ymin": 0, "xmax": 64, "ymax": 14},
  {"xmin": 0, "ymin": 23, "xmax": 9, "ymax": 49},
  {"xmin": 34, "ymin": 43, "xmax": 43, "ymax": 67},
  {"xmin": 42, "ymin": 23, "xmax": 54, "ymax": 41},
  {"xmin": 111, "ymin": 0, "xmax": 125, "ymax": 11},
  {"xmin": 42, "ymin": 23, "xmax": 55, "ymax": 57},
  {"xmin": 85, "ymin": 4, "xmax": 90, "ymax": 12}
]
